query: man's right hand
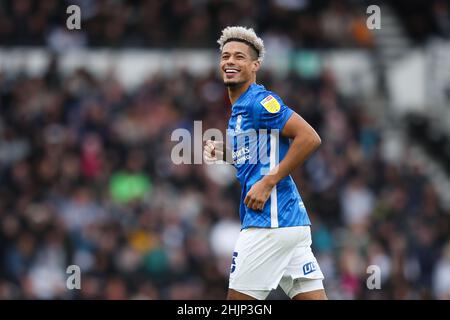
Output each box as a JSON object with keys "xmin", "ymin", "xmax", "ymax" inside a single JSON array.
[{"xmin": 203, "ymin": 140, "xmax": 225, "ymax": 164}]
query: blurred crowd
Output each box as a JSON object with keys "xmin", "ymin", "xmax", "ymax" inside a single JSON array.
[
  {"xmin": 0, "ymin": 0, "xmax": 375, "ymax": 50},
  {"xmin": 0, "ymin": 53, "xmax": 449, "ymax": 300},
  {"xmin": 392, "ymin": 0, "xmax": 450, "ymax": 43}
]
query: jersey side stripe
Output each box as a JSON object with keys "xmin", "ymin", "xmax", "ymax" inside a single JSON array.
[{"xmin": 270, "ymin": 131, "xmax": 279, "ymax": 228}]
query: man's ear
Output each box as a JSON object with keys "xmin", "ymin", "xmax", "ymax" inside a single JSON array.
[{"xmin": 252, "ymin": 60, "xmax": 261, "ymax": 73}]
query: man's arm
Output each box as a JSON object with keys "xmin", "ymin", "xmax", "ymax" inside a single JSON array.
[
  {"xmin": 244, "ymin": 112, "xmax": 321, "ymax": 211},
  {"xmin": 264, "ymin": 112, "xmax": 321, "ymax": 186}
]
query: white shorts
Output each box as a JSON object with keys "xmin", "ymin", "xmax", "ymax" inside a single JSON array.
[{"xmin": 228, "ymin": 226, "xmax": 324, "ymax": 300}]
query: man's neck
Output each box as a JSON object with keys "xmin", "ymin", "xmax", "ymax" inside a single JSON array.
[{"xmin": 228, "ymin": 81, "xmax": 254, "ymax": 105}]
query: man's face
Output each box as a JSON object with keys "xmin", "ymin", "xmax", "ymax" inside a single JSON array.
[{"xmin": 220, "ymin": 41, "xmax": 260, "ymax": 87}]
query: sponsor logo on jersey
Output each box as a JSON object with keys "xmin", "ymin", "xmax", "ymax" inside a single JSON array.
[{"xmin": 232, "ymin": 146, "xmax": 251, "ymax": 164}]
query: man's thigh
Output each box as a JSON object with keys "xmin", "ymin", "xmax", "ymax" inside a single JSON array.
[{"xmin": 228, "ymin": 227, "xmax": 301, "ymax": 297}]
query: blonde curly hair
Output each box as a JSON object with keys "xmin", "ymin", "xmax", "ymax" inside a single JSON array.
[{"xmin": 217, "ymin": 26, "xmax": 265, "ymax": 63}]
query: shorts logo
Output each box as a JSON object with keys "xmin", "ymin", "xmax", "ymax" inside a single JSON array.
[
  {"xmin": 260, "ymin": 95, "xmax": 280, "ymax": 113},
  {"xmin": 231, "ymin": 252, "xmax": 238, "ymax": 273},
  {"xmin": 302, "ymin": 262, "xmax": 317, "ymax": 275}
]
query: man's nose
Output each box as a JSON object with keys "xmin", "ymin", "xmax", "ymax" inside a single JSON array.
[{"xmin": 226, "ymin": 57, "xmax": 236, "ymax": 65}]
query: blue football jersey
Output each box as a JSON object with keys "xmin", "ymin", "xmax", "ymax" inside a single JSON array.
[{"xmin": 226, "ymin": 83, "xmax": 311, "ymax": 229}]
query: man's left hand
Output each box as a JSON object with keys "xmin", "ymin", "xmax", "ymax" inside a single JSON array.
[{"xmin": 244, "ymin": 179, "xmax": 275, "ymax": 211}]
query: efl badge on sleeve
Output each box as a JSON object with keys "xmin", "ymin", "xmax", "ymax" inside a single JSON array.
[{"xmin": 260, "ymin": 95, "xmax": 280, "ymax": 113}]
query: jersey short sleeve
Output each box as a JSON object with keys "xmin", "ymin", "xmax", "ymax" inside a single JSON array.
[{"xmin": 252, "ymin": 92, "xmax": 294, "ymax": 131}]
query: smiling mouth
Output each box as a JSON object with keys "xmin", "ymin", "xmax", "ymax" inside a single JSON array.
[{"xmin": 224, "ymin": 68, "xmax": 240, "ymax": 74}]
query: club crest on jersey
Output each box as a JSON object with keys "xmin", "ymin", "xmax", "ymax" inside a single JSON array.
[
  {"xmin": 260, "ymin": 95, "xmax": 280, "ymax": 113},
  {"xmin": 235, "ymin": 115, "xmax": 242, "ymax": 133}
]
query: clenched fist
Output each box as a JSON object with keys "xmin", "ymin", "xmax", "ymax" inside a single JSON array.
[{"xmin": 203, "ymin": 140, "xmax": 224, "ymax": 164}]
